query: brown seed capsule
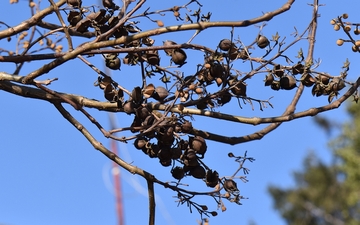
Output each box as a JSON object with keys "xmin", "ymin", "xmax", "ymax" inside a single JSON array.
[
  {"xmin": 181, "ymin": 120, "xmax": 192, "ymax": 133},
  {"xmin": 171, "ymin": 48, "xmax": 187, "ymax": 66},
  {"xmin": 171, "ymin": 166, "xmax": 185, "ymax": 180},
  {"xmin": 223, "ymin": 179, "xmax": 239, "ymax": 193},
  {"xmin": 153, "ymin": 86, "xmax": 169, "ymax": 101},
  {"xmin": 123, "ymin": 101, "xmax": 135, "ymax": 115},
  {"xmin": 189, "ymin": 166, "xmax": 206, "ymax": 179},
  {"xmin": 67, "ymin": 11, "xmax": 82, "ymax": 26},
  {"xmin": 256, "ymin": 35, "xmax": 270, "ymax": 49},
  {"xmin": 66, "ymin": 0, "xmax": 82, "ymax": 8},
  {"xmin": 190, "ymin": 136, "xmax": 207, "ymax": 156},
  {"xmin": 218, "ymin": 39, "xmax": 232, "ymax": 51},
  {"xmin": 280, "ymin": 75, "xmax": 297, "ymax": 90},
  {"xmin": 163, "ymin": 40, "xmax": 177, "ymax": 56},
  {"xmin": 264, "ymin": 73, "xmax": 274, "ymax": 86},
  {"xmin": 134, "ymin": 138, "xmax": 147, "ymax": 150}
]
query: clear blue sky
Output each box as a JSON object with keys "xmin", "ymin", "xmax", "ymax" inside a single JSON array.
[{"xmin": 0, "ymin": 1, "xmax": 358, "ymax": 225}]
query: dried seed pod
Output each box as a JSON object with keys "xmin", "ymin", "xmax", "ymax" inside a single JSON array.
[
  {"xmin": 171, "ymin": 166, "xmax": 185, "ymax": 180},
  {"xmin": 158, "ymin": 148, "xmax": 172, "ymax": 161},
  {"xmin": 229, "ymin": 80, "xmax": 247, "ymax": 96},
  {"xmin": 217, "ymin": 91, "xmax": 232, "ymax": 105},
  {"xmin": 96, "ymin": 76, "xmax": 112, "ymax": 89},
  {"xmin": 104, "ymin": 83, "xmax": 116, "ymax": 102},
  {"xmin": 142, "ymin": 115, "xmax": 155, "ymax": 126},
  {"xmin": 206, "ymin": 170, "xmax": 219, "ymax": 188},
  {"xmin": 146, "ymin": 50, "xmax": 160, "ymax": 66},
  {"xmin": 311, "ymin": 83, "xmax": 323, "ymax": 97},
  {"xmin": 185, "ymin": 149, "xmax": 197, "ymax": 160},
  {"xmin": 331, "ymin": 78, "xmax": 346, "ymax": 91},
  {"xmin": 131, "ymin": 86, "xmax": 143, "ymax": 104},
  {"xmin": 123, "ymin": 101, "xmax": 135, "ymax": 115},
  {"xmin": 256, "ymin": 35, "xmax": 270, "ymax": 49},
  {"xmin": 223, "ymin": 179, "xmax": 239, "ymax": 193},
  {"xmin": 143, "ymin": 84, "xmax": 155, "ymax": 98},
  {"xmin": 183, "ymin": 158, "xmax": 199, "ymax": 167},
  {"xmin": 271, "ymin": 80, "xmax": 281, "ymax": 91},
  {"xmin": 181, "ymin": 120, "xmax": 193, "ymax": 133},
  {"xmin": 66, "ymin": 0, "xmax": 82, "ymax": 8},
  {"xmin": 280, "ymin": 75, "xmax": 297, "ymax": 90},
  {"xmin": 264, "ymin": 73, "xmax": 274, "ymax": 86},
  {"xmin": 135, "ymin": 106, "xmax": 150, "ymax": 121},
  {"xmin": 105, "ymin": 56, "xmax": 121, "ymax": 70},
  {"xmin": 300, "ymin": 74, "xmax": 316, "ymax": 87},
  {"xmin": 210, "ymin": 62, "xmax": 224, "ymax": 78},
  {"xmin": 228, "ymin": 46, "xmax": 239, "ymax": 60},
  {"xmin": 153, "ymin": 86, "xmax": 169, "ymax": 101},
  {"xmin": 75, "ymin": 19, "xmax": 91, "ymax": 33},
  {"xmin": 67, "ymin": 10, "xmax": 82, "ymax": 26},
  {"xmin": 171, "ymin": 148, "xmax": 182, "ymax": 159},
  {"xmin": 171, "ymin": 48, "xmax": 187, "ymax": 66},
  {"xmin": 190, "ymin": 136, "xmax": 207, "ymax": 156},
  {"xmin": 190, "ymin": 165, "xmax": 206, "ymax": 179},
  {"xmin": 159, "ymin": 159, "xmax": 172, "ymax": 167},
  {"xmin": 218, "ymin": 39, "xmax": 232, "ymax": 51},
  {"xmin": 163, "ymin": 40, "xmax": 177, "ymax": 56},
  {"xmin": 134, "ymin": 138, "xmax": 147, "ymax": 150},
  {"xmin": 292, "ymin": 63, "xmax": 305, "ymax": 75},
  {"xmin": 102, "ymin": 0, "xmax": 119, "ymax": 10},
  {"xmin": 317, "ymin": 74, "xmax": 330, "ymax": 85},
  {"xmin": 142, "ymin": 37, "xmax": 155, "ymax": 46},
  {"xmin": 273, "ymin": 64, "xmax": 284, "ymax": 78}
]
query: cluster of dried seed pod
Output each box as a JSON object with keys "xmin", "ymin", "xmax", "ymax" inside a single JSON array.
[
  {"xmin": 94, "ymin": 76, "xmax": 124, "ymax": 106},
  {"xmin": 264, "ymin": 64, "xmax": 299, "ymax": 91},
  {"xmin": 132, "ymin": 116, "xmax": 220, "ymax": 187},
  {"xmin": 263, "ymin": 62, "xmax": 347, "ymax": 103}
]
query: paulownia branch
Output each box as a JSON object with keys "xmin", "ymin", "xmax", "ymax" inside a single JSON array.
[
  {"xmin": 0, "ymin": 43, "xmax": 215, "ymax": 63},
  {"xmin": 1, "ymin": 71, "xmax": 359, "ymax": 136},
  {"xmin": 147, "ymin": 180, "xmax": 155, "ymax": 225},
  {"xmin": 0, "ymin": 0, "xmax": 67, "ymax": 39},
  {"xmin": 21, "ymin": 0, "xmax": 295, "ymax": 84}
]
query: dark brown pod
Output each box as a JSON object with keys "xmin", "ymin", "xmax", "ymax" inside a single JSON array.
[
  {"xmin": 206, "ymin": 170, "xmax": 219, "ymax": 188},
  {"xmin": 264, "ymin": 73, "xmax": 274, "ymax": 86},
  {"xmin": 163, "ymin": 40, "xmax": 177, "ymax": 56},
  {"xmin": 153, "ymin": 86, "xmax": 169, "ymax": 101},
  {"xmin": 256, "ymin": 35, "xmax": 270, "ymax": 49},
  {"xmin": 66, "ymin": 0, "xmax": 82, "ymax": 8},
  {"xmin": 104, "ymin": 83, "xmax": 116, "ymax": 102},
  {"xmin": 189, "ymin": 166, "xmax": 206, "ymax": 179},
  {"xmin": 131, "ymin": 86, "xmax": 143, "ymax": 104},
  {"xmin": 75, "ymin": 19, "xmax": 91, "ymax": 33},
  {"xmin": 223, "ymin": 179, "xmax": 239, "ymax": 193},
  {"xmin": 218, "ymin": 39, "xmax": 232, "ymax": 51},
  {"xmin": 181, "ymin": 120, "xmax": 193, "ymax": 133},
  {"xmin": 171, "ymin": 49, "xmax": 187, "ymax": 66},
  {"xmin": 280, "ymin": 75, "xmax": 297, "ymax": 90},
  {"xmin": 190, "ymin": 136, "xmax": 207, "ymax": 156},
  {"xmin": 146, "ymin": 50, "xmax": 160, "ymax": 66},
  {"xmin": 123, "ymin": 101, "xmax": 135, "ymax": 115},
  {"xmin": 67, "ymin": 11, "xmax": 82, "ymax": 26},
  {"xmin": 134, "ymin": 138, "xmax": 147, "ymax": 150},
  {"xmin": 171, "ymin": 166, "xmax": 185, "ymax": 180},
  {"xmin": 143, "ymin": 84, "xmax": 155, "ymax": 99}
]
